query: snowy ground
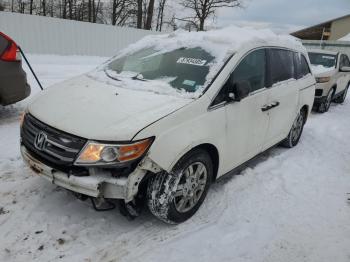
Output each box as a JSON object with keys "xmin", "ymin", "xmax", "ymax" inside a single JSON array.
[{"xmin": 1, "ymin": 55, "xmax": 350, "ymax": 262}]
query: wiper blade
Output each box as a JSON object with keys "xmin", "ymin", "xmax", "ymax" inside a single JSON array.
[
  {"xmin": 132, "ymin": 73, "xmax": 146, "ymax": 81},
  {"xmin": 104, "ymin": 69, "xmax": 121, "ymax": 81}
]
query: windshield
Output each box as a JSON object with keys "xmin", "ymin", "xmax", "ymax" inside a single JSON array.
[
  {"xmin": 308, "ymin": 52, "xmax": 337, "ymax": 68},
  {"xmin": 106, "ymin": 47, "xmax": 215, "ymax": 93}
]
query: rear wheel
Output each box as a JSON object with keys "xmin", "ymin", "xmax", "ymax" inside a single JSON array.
[
  {"xmin": 147, "ymin": 149, "xmax": 213, "ymax": 224},
  {"xmin": 318, "ymin": 89, "xmax": 334, "ymax": 113},
  {"xmin": 282, "ymin": 109, "xmax": 306, "ymax": 148}
]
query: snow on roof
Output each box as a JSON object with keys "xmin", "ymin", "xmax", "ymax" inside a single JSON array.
[
  {"xmin": 117, "ymin": 26, "xmax": 305, "ymax": 60},
  {"xmin": 92, "ymin": 26, "xmax": 305, "ymax": 99}
]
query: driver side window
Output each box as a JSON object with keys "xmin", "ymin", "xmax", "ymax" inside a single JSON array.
[
  {"xmin": 211, "ymin": 49, "xmax": 266, "ymax": 106},
  {"xmin": 232, "ymin": 49, "xmax": 266, "ymax": 93}
]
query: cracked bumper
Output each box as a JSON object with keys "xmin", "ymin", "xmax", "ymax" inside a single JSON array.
[{"xmin": 21, "ymin": 145, "xmax": 136, "ymax": 200}]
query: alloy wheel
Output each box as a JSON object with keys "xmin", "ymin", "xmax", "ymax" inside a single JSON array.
[
  {"xmin": 291, "ymin": 113, "xmax": 304, "ymax": 144},
  {"xmin": 174, "ymin": 162, "xmax": 208, "ymax": 213}
]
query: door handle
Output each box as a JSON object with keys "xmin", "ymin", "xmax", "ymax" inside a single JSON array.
[
  {"xmin": 261, "ymin": 105, "xmax": 271, "ymax": 112},
  {"xmin": 270, "ymin": 101, "xmax": 280, "ymax": 108},
  {"xmin": 261, "ymin": 101, "xmax": 280, "ymax": 112}
]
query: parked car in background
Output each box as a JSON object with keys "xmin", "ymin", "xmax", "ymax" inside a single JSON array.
[
  {"xmin": 309, "ymin": 49, "xmax": 350, "ymax": 113},
  {"xmin": 20, "ymin": 27, "xmax": 315, "ymax": 224},
  {"xmin": 0, "ymin": 32, "xmax": 30, "ymax": 106}
]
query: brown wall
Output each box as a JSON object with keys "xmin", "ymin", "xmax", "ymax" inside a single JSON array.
[{"xmin": 330, "ymin": 16, "xmax": 350, "ymax": 40}]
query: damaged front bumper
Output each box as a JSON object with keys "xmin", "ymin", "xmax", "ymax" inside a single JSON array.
[{"xmin": 21, "ymin": 146, "xmax": 162, "ymax": 202}]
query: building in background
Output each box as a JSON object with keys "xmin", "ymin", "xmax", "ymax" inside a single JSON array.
[{"xmin": 292, "ymin": 14, "xmax": 350, "ymax": 41}]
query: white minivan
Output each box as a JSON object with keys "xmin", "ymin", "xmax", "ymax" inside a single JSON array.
[{"xmin": 20, "ymin": 27, "xmax": 315, "ymax": 224}]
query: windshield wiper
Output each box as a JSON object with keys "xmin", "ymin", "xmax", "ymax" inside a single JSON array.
[
  {"xmin": 132, "ymin": 73, "xmax": 147, "ymax": 81},
  {"xmin": 104, "ymin": 69, "xmax": 121, "ymax": 82}
]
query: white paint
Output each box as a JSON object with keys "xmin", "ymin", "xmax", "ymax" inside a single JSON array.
[{"xmin": 0, "ymin": 12, "xmax": 159, "ymax": 56}]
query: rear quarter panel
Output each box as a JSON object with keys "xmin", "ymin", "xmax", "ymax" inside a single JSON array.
[{"xmin": 0, "ymin": 60, "xmax": 30, "ymax": 105}]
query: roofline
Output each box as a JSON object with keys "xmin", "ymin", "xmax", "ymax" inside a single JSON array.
[
  {"xmin": 308, "ymin": 49, "xmax": 339, "ymax": 56},
  {"xmin": 292, "ymin": 13, "xmax": 350, "ymax": 35}
]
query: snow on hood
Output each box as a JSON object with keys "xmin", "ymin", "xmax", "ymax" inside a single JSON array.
[
  {"xmin": 311, "ymin": 64, "xmax": 336, "ymax": 75},
  {"xmin": 89, "ymin": 26, "xmax": 304, "ymax": 98},
  {"xmin": 28, "ymin": 75, "xmax": 192, "ymax": 141}
]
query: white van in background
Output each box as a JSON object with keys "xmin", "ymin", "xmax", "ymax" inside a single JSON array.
[{"xmin": 20, "ymin": 27, "xmax": 315, "ymax": 224}]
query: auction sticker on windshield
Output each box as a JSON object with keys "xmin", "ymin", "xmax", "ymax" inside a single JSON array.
[
  {"xmin": 177, "ymin": 57, "xmax": 207, "ymax": 66},
  {"xmin": 322, "ymin": 56, "xmax": 335, "ymax": 60}
]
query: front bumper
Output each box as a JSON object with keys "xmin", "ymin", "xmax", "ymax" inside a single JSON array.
[{"xmin": 21, "ymin": 146, "xmax": 147, "ymax": 201}]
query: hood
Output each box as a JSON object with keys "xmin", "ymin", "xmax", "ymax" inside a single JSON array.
[
  {"xmin": 28, "ymin": 75, "xmax": 192, "ymax": 141},
  {"xmin": 311, "ymin": 65, "xmax": 336, "ymax": 77}
]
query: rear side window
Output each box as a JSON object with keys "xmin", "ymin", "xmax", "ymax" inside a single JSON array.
[
  {"xmin": 294, "ymin": 53, "xmax": 311, "ymax": 79},
  {"xmin": 268, "ymin": 49, "xmax": 295, "ymax": 85},
  {"xmin": 231, "ymin": 48, "xmax": 266, "ymax": 93}
]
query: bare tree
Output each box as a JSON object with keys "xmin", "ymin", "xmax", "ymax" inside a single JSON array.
[
  {"xmin": 155, "ymin": 0, "xmax": 166, "ymax": 31},
  {"xmin": 136, "ymin": 0, "xmax": 142, "ymax": 28},
  {"xmin": 0, "ymin": 1, "xmax": 4, "ymax": 11},
  {"xmin": 180, "ymin": 0, "xmax": 242, "ymax": 31},
  {"xmin": 144, "ymin": 0, "xmax": 154, "ymax": 29}
]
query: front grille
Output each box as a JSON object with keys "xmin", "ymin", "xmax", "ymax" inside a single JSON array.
[
  {"xmin": 21, "ymin": 114, "xmax": 87, "ymax": 169},
  {"xmin": 315, "ymin": 89, "xmax": 323, "ymax": 97}
]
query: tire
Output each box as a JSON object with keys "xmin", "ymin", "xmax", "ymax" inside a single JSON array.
[
  {"xmin": 317, "ymin": 89, "xmax": 334, "ymax": 113},
  {"xmin": 334, "ymin": 86, "xmax": 348, "ymax": 104},
  {"xmin": 281, "ymin": 109, "xmax": 306, "ymax": 148},
  {"xmin": 147, "ymin": 149, "xmax": 213, "ymax": 224}
]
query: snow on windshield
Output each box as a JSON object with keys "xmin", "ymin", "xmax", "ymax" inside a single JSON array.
[{"xmin": 89, "ymin": 26, "xmax": 303, "ymax": 98}]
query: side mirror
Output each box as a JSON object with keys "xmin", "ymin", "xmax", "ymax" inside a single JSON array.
[
  {"xmin": 340, "ymin": 66, "xmax": 350, "ymax": 72},
  {"xmin": 227, "ymin": 80, "xmax": 251, "ymax": 102}
]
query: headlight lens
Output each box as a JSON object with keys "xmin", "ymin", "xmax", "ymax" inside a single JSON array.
[
  {"xmin": 316, "ymin": 77, "xmax": 331, "ymax": 83},
  {"xmin": 75, "ymin": 138, "xmax": 153, "ymax": 166}
]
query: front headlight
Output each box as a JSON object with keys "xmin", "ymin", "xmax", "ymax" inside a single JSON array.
[
  {"xmin": 74, "ymin": 138, "xmax": 153, "ymax": 166},
  {"xmin": 316, "ymin": 77, "xmax": 331, "ymax": 83}
]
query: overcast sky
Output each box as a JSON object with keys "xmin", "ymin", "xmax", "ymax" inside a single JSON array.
[{"xmin": 214, "ymin": 0, "xmax": 350, "ymax": 33}]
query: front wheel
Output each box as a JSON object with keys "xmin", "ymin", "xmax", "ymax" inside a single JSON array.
[
  {"xmin": 147, "ymin": 149, "xmax": 213, "ymax": 224},
  {"xmin": 281, "ymin": 110, "xmax": 306, "ymax": 148}
]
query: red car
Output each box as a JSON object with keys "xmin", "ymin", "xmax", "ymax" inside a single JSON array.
[{"xmin": 0, "ymin": 32, "xmax": 30, "ymax": 106}]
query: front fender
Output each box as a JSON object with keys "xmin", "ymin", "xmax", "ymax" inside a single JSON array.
[{"xmin": 134, "ymin": 98, "xmax": 227, "ymax": 175}]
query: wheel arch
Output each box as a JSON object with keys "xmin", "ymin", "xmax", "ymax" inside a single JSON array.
[
  {"xmin": 190, "ymin": 143, "xmax": 220, "ymax": 182},
  {"xmin": 300, "ymin": 104, "xmax": 309, "ymax": 123},
  {"xmin": 331, "ymin": 84, "xmax": 337, "ymax": 95},
  {"xmin": 165, "ymin": 143, "xmax": 220, "ymax": 182}
]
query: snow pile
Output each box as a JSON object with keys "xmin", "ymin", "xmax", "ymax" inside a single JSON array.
[
  {"xmin": 89, "ymin": 26, "xmax": 304, "ymax": 98},
  {"xmin": 310, "ymin": 64, "xmax": 335, "ymax": 75},
  {"xmin": 339, "ymin": 33, "xmax": 350, "ymax": 41}
]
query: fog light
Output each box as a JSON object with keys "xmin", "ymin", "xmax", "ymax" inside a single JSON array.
[{"xmin": 100, "ymin": 147, "xmax": 119, "ymax": 162}]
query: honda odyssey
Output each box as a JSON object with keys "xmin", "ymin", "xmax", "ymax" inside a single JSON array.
[{"xmin": 20, "ymin": 27, "xmax": 315, "ymax": 224}]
